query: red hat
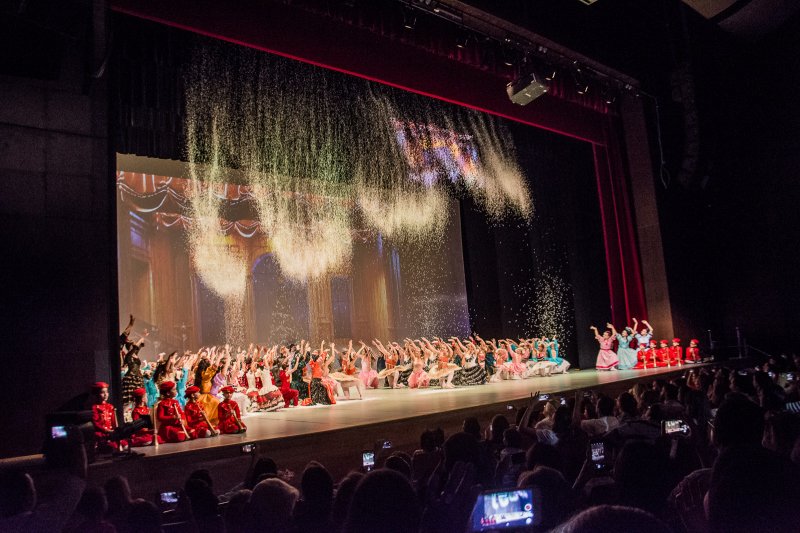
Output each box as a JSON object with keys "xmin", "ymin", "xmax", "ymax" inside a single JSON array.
[
  {"xmin": 672, "ymin": 338, "xmax": 681, "ymax": 344},
  {"xmin": 649, "ymin": 340, "xmax": 657, "ymax": 346},
  {"xmin": 690, "ymin": 339, "xmax": 699, "ymax": 345},
  {"xmin": 185, "ymin": 385, "xmax": 200, "ymax": 396},
  {"xmin": 660, "ymin": 339, "xmax": 668, "ymax": 345},
  {"xmin": 132, "ymin": 387, "xmax": 146, "ymax": 397},
  {"xmin": 159, "ymin": 381, "xmax": 176, "ymax": 392},
  {"xmin": 91, "ymin": 381, "xmax": 109, "ymax": 391},
  {"xmin": 220, "ymin": 386, "xmax": 235, "ymax": 394}
]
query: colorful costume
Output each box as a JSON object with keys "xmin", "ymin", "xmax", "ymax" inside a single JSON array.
[
  {"xmin": 685, "ymin": 339, "xmax": 700, "ymax": 363},
  {"xmin": 594, "ymin": 335, "xmax": 619, "ymax": 370},
  {"xmin": 669, "ymin": 338, "xmax": 683, "ymax": 365},
  {"xmin": 218, "ymin": 389, "xmax": 246, "ymax": 434},
  {"xmin": 544, "ymin": 339, "xmax": 571, "ymax": 374},
  {"xmin": 156, "ymin": 385, "xmax": 188, "ymax": 443},
  {"xmin": 278, "ymin": 369, "xmax": 299, "ymax": 407},
  {"xmin": 616, "ymin": 330, "xmax": 638, "ymax": 370},
  {"xmin": 184, "ymin": 386, "xmax": 215, "ymax": 438}
]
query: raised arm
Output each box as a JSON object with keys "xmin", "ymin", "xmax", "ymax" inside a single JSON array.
[
  {"xmin": 607, "ymin": 323, "xmax": 618, "ymax": 336},
  {"xmin": 642, "ymin": 319, "xmax": 653, "ymax": 334}
]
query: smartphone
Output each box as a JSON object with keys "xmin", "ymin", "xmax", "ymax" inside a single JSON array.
[
  {"xmin": 241, "ymin": 443, "xmax": 256, "ymax": 454},
  {"xmin": 506, "ymin": 404, "xmax": 515, "ymax": 411},
  {"xmin": 468, "ymin": 487, "xmax": 540, "ymax": 531},
  {"xmin": 50, "ymin": 425, "xmax": 68, "ymax": 439},
  {"xmin": 160, "ymin": 491, "xmax": 179, "ymax": 506},
  {"xmin": 590, "ymin": 439, "xmax": 609, "ymax": 471},
  {"xmin": 661, "ymin": 419, "xmax": 690, "ymax": 437},
  {"xmin": 559, "ymin": 397, "xmax": 566, "ymax": 406},
  {"xmin": 362, "ymin": 450, "xmax": 375, "ymax": 471},
  {"xmin": 381, "ymin": 440, "xmax": 392, "ymax": 449},
  {"xmin": 538, "ymin": 393, "xmax": 550, "ymax": 401}
]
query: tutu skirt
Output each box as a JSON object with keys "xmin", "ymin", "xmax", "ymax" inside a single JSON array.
[
  {"xmin": 617, "ymin": 347, "xmax": 638, "ymax": 369},
  {"xmin": 408, "ymin": 369, "xmax": 430, "ymax": 388},
  {"xmin": 360, "ymin": 369, "xmax": 378, "ymax": 388}
]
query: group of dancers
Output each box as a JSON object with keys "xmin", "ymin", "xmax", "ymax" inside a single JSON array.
[
  {"xmin": 591, "ymin": 318, "xmax": 701, "ymax": 370},
  {"xmin": 95, "ymin": 315, "xmax": 573, "ymax": 450},
  {"xmin": 92, "ymin": 315, "xmax": 700, "ymax": 451}
]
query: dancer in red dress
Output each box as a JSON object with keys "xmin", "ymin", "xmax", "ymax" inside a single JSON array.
[
  {"xmin": 278, "ymin": 363, "xmax": 300, "ymax": 407},
  {"xmin": 656, "ymin": 339, "xmax": 670, "ymax": 367},
  {"xmin": 218, "ymin": 386, "xmax": 247, "ymax": 434},
  {"xmin": 130, "ymin": 387, "xmax": 157, "ymax": 447},
  {"xmin": 155, "ymin": 381, "xmax": 189, "ymax": 443},
  {"xmin": 669, "ymin": 338, "xmax": 683, "ymax": 366},
  {"xmin": 184, "ymin": 385, "xmax": 219, "ymax": 438},
  {"xmin": 91, "ymin": 381, "xmax": 126, "ymax": 452},
  {"xmin": 685, "ymin": 339, "xmax": 700, "ymax": 363}
]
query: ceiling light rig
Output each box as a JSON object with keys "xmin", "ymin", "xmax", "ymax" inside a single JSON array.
[{"xmin": 396, "ymin": 0, "xmax": 638, "ymax": 102}]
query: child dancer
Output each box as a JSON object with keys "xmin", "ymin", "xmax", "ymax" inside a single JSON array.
[
  {"xmin": 278, "ymin": 362, "xmax": 301, "ymax": 407},
  {"xmin": 130, "ymin": 387, "xmax": 157, "ymax": 447},
  {"xmin": 544, "ymin": 336, "xmax": 571, "ymax": 374},
  {"xmin": 218, "ymin": 386, "xmax": 247, "ymax": 434},
  {"xmin": 358, "ymin": 344, "xmax": 379, "ymax": 389},
  {"xmin": 590, "ymin": 325, "xmax": 619, "ymax": 371},
  {"xmin": 656, "ymin": 340, "xmax": 670, "ymax": 367},
  {"xmin": 612, "ymin": 324, "xmax": 638, "ymax": 370},
  {"xmin": 669, "ymin": 338, "xmax": 683, "ymax": 366},
  {"xmin": 685, "ymin": 339, "xmax": 700, "ymax": 363},
  {"xmin": 91, "ymin": 381, "xmax": 125, "ymax": 452},
  {"xmin": 184, "ymin": 386, "xmax": 219, "ymax": 438},
  {"xmin": 155, "ymin": 381, "xmax": 190, "ymax": 443},
  {"xmin": 632, "ymin": 318, "xmax": 654, "ymax": 353}
]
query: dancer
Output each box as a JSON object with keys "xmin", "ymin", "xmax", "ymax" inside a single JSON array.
[
  {"xmin": 184, "ymin": 386, "xmax": 219, "ymax": 438},
  {"xmin": 195, "ymin": 352, "xmax": 221, "ymax": 426},
  {"xmin": 91, "ymin": 381, "xmax": 125, "ymax": 452},
  {"xmin": 155, "ymin": 381, "xmax": 190, "ymax": 443},
  {"xmin": 278, "ymin": 361, "xmax": 300, "ymax": 407},
  {"xmin": 685, "ymin": 339, "xmax": 700, "ymax": 363},
  {"xmin": 129, "ymin": 387, "xmax": 157, "ymax": 447},
  {"xmin": 374, "ymin": 339, "xmax": 405, "ymax": 389},
  {"xmin": 320, "ymin": 343, "xmax": 345, "ymax": 400},
  {"xmin": 308, "ymin": 353, "xmax": 334, "ymax": 405},
  {"xmin": 656, "ymin": 339, "xmax": 671, "ymax": 367},
  {"xmin": 632, "ymin": 318, "xmax": 654, "ymax": 352},
  {"xmin": 407, "ymin": 353, "xmax": 430, "ymax": 389},
  {"xmin": 590, "ymin": 324, "xmax": 619, "ymax": 370},
  {"xmin": 329, "ymin": 341, "xmax": 364, "ymax": 400},
  {"xmin": 218, "ymin": 386, "xmax": 247, "ymax": 434},
  {"xmin": 669, "ymin": 338, "xmax": 683, "ymax": 366},
  {"xmin": 451, "ymin": 338, "xmax": 488, "ymax": 386},
  {"xmin": 543, "ymin": 336, "xmax": 571, "ymax": 374},
  {"xmin": 358, "ymin": 343, "xmax": 379, "ymax": 389},
  {"xmin": 425, "ymin": 338, "xmax": 460, "ymax": 388},
  {"xmin": 611, "ymin": 324, "xmax": 638, "ymax": 370}
]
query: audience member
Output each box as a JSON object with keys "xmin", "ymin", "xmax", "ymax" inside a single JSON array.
[{"xmin": 343, "ymin": 469, "xmax": 421, "ymax": 533}]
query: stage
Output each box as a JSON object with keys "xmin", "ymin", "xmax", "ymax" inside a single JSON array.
[{"xmin": 83, "ymin": 365, "xmax": 698, "ymax": 496}]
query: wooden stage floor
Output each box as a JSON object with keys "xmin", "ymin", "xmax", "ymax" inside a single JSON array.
[{"xmin": 139, "ymin": 365, "xmax": 692, "ymax": 458}]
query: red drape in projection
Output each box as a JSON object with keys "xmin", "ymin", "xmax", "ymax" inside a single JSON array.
[{"xmin": 109, "ymin": 0, "xmax": 647, "ymax": 324}]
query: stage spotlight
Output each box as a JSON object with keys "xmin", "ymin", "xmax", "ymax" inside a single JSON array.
[
  {"xmin": 507, "ymin": 71, "xmax": 548, "ymax": 106},
  {"xmin": 544, "ymin": 67, "xmax": 558, "ymax": 82}
]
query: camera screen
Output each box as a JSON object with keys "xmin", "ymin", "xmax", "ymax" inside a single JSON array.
[
  {"xmin": 590, "ymin": 441, "xmax": 605, "ymax": 463},
  {"xmin": 538, "ymin": 393, "xmax": 550, "ymax": 401},
  {"xmin": 559, "ymin": 397, "xmax": 566, "ymax": 406},
  {"xmin": 664, "ymin": 420, "xmax": 686, "ymax": 435},
  {"xmin": 241, "ymin": 443, "xmax": 256, "ymax": 454},
  {"xmin": 382, "ymin": 440, "xmax": 392, "ymax": 449},
  {"xmin": 470, "ymin": 488, "xmax": 535, "ymax": 531},
  {"xmin": 160, "ymin": 491, "xmax": 179, "ymax": 504},
  {"xmin": 362, "ymin": 451, "xmax": 375, "ymax": 467},
  {"xmin": 51, "ymin": 426, "xmax": 68, "ymax": 439}
]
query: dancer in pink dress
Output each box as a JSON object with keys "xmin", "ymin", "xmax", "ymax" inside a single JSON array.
[
  {"xmin": 407, "ymin": 355, "xmax": 430, "ymax": 389},
  {"xmin": 590, "ymin": 325, "xmax": 619, "ymax": 370},
  {"xmin": 358, "ymin": 342, "xmax": 379, "ymax": 389}
]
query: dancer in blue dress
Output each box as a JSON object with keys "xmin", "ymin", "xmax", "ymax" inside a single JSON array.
[
  {"xmin": 543, "ymin": 336, "xmax": 571, "ymax": 374},
  {"xmin": 611, "ymin": 324, "xmax": 638, "ymax": 369}
]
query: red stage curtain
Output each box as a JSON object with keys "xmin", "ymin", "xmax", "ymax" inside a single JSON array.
[{"xmin": 110, "ymin": 0, "xmax": 648, "ymax": 324}]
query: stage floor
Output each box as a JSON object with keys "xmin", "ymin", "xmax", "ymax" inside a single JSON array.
[{"xmin": 139, "ymin": 365, "xmax": 691, "ymax": 458}]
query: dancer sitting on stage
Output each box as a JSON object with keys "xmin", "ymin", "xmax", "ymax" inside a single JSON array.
[
  {"xmin": 634, "ymin": 339, "xmax": 659, "ymax": 369},
  {"xmin": 328, "ymin": 341, "xmax": 364, "ymax": 400},
  {"xmin": 451, "ymin": 337, "xmax": 488, "ymax": 386},
  {"xmin": 374, "ymin": 339, "xmax": 406, "ymax": 389},
  {"xmin": 656, "ymin": 339, "xmax": 671, "ymax": 367},
  {"xmin": 490, "ymin": 344, "xmax": 511, "ymax": 382},
  {"xmin": 685, "ymin": 338, "xmax": 700, "ymax": 363},
  {"xmin": 358, "ymin": 344, "xmax": 380, "ymax": 389},
  {"xmin": 424, "ymin": 338, "xmax": 460, "ymax": 389},
  {"xmin": 669, "ymin": 338, "xmax": 684, "ymax": 366},
  {"xmin": 320, "ymin": 343, "xmax": 345, "ymax": 399},
  {"xmin": 543, "ymin": 336, "xmax": 571, "ymax": 374},
  {"xmin": 610, "ymin": 324, "xmax": 638, "ymax": 370},
  {"xmin": 590, "ymin": 324, "xmax": 619, "ymax": 370},
  {"xmin": 130, "ymin": 387, "xmax": 158, "ymax": 447},
  {"xmin": 155, "ymin": 381, "xmax": 190, "ymax": 443},
  {"xmin": 91, "ymin": 381, "xmax": 126, "ymax": 452},
  {"xmin": 184, "ymin": 385, "xmax": 219, "ymax": 438},
  {"xmin": 195, "ymin": 352, "xmax": 221, "ymax": 426},
  {"xmin": 407, "ymin": 353, "xmax": 430, "ymax": 389},
  {"xmin": 218, "ymin": 386, "xmax": 247, "ymax": 434},
  {"xmin": 278, "ymin": 361, "xmax": 300, "ymax": 407}
]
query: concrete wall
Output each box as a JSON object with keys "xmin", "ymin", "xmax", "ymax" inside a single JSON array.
[{"xmin": 0, "ymin": 3, "xmax": 115, "ymax": 457}]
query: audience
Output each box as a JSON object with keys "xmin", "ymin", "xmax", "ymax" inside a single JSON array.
[{"xmin": 4, "ymin": 361, "xmax": 800, "ymax": 532}]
